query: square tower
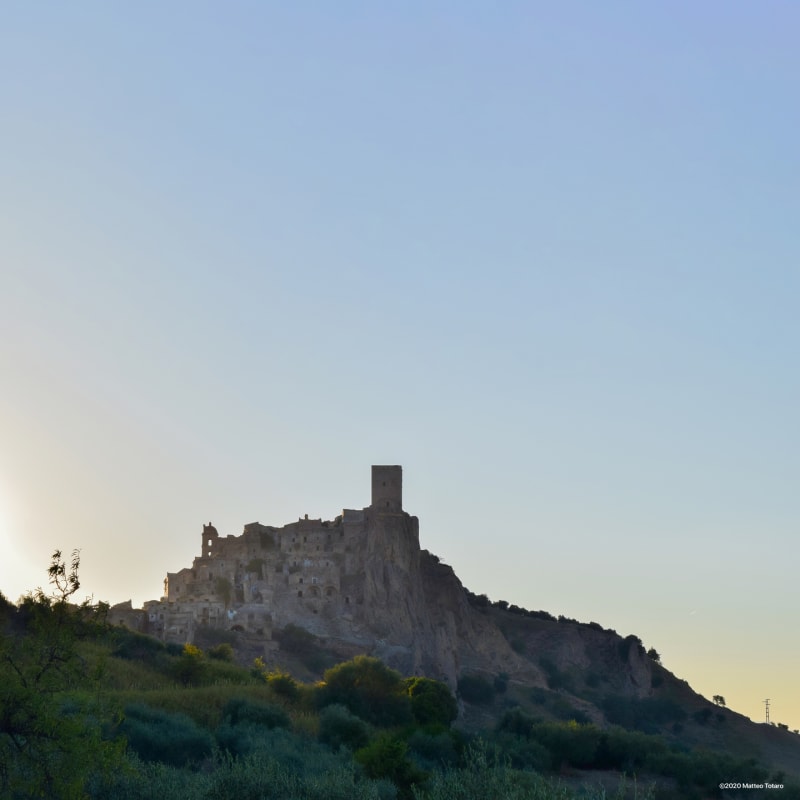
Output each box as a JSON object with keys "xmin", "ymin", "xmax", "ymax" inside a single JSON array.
[{"xmin": 371, "ymin": 465, "xmax": 402, "ymax": 512}]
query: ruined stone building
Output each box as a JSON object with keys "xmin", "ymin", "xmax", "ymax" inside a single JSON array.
[
  {"xmin": 135, "ymin": 465, "xmax": 416, "ymax": 649},
  {"xmin": 112, "ymin": 464, "xmax": 530, "ymax": 686},
  {"xmin": 109, "ymin": 464, "xmax": 659, "ymax": 695}
]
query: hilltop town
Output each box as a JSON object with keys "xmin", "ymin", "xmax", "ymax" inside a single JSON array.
[{"xmin": 102, "ymin": 466, "xmax": 800, "ymax": 780}]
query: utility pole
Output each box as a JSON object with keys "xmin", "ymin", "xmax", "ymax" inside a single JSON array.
[{"xmin": 763, "ymin": 698, "xmax": 770, "ymax": 724}]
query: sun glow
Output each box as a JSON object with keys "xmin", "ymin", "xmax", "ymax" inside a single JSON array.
[{"xmin": 0, "ymin": 481, "xmax": 29, "ymax": 602}]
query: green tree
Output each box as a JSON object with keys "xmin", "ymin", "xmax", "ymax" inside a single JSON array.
[
  {"xmin": 404, "ymin": 676, "xmax": 458, "ymax": 727},
  {"xmin": 318, "ymin": 655, "xmax": 412, "ymax": 726},
  {"xmin": 712, "ymin": 695, "xmax": 726, "ymax": 707},
  {"xmin": 171, "ymin": 642, "xmax": 207, "ymax": 685},
  {"xmin": 208, "ymin": 642, "xmax": 234, "ymax": 662},
  {"xmin": 646, "ymin": 647, "xmax": 661, "ymax": 664},
  {"xmin": 355, "ymin": 732, "xmax": 427, "ymax": 799},
  {"xmin": 0, "ymin": 549, "xmax": 123, "ymax": 798},
  {"xmin": 318, "ymin": 703, "xmax": 371, "ymax": 751}
]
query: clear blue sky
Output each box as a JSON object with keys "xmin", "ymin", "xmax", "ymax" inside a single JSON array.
[{"xmin": 2, "ymin": 2, "xmax": 798, "ymax": 729}]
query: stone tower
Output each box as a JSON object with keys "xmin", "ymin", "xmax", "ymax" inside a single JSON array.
[
  {"xmin": 371, "ymin": 465, "xmax": 402, "ymax": 512},
  {"xmin": 202, "ymin": 522, "xmax": 219, "ymax": 558}
]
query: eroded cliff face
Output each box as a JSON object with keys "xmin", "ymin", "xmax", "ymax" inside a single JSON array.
[{"xmin": 349, "ymin": 508, "xmax": 531, "ymax": 687}]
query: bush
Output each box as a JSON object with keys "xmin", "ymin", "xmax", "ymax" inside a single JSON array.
[
  {"xmin": 355, "ymin": 733, "xmax": 426, "ymax": 799},
  {"xmin": 538, "ymin": 657, "xmax": 573, "ymax": 691},
  {"xmin": 318, "ymin": 656, "xmax": 413, "ymax": 727},
  {"xmin": 111, "ymin": 629, "xmax": 167, "ymax": 663},
  {"xmin": 407, "ymin": 729, "xmax": 459, "ymax": 769},
  {"xmin": 171, "ymin": 643, "xmax": 207, "ymax": 686},
  {"xmin": 404, "ymin": 677, "xmax": 458, "ymax": 727},
  {"xmin": 208, "ymin": 643, "xmax": 234, "ymax": 662},
  {"xmin": 319, "ymin": 704, "xmax": 371, "ymax": 751},
  {"xmin": 277, "ymin": 623, "xmax": 318, "ymax": 655},
  {"xmin": 120, "ymin": 703, "xmax": 214, "ymax": 767},
  {"xmin": 490, "ymin": 732, "xmax": 552, "ymax": 771},
  {"xmin": 221, "ymin": 697, "xmax": 290, "ymax": 729},
  {"xmin": 498, "ymin": 709, "xmax": 537, "ymax": 737},
  {"xmin": 457, "ymin": 674, "xmax": 495, "ymax": 705},
  {"xmin": 528, "ymin": 721, "xmax": 601, "ymax": 769},
  {"xmin": 205, "ymin": 747, "xmax": 391, "ymax": 800},
  {"xmin": 618, "ymin": 634, "xmax": 644, "ymax": 661},
  {"xmin": 266, "ymin": 669, "xmax": 301, "ymax": 700},
  {"xmin": 88, "ymin": 754, "xmax": 210, "ymax": 799},
  {"xmin": 415, "ymin": 739, "xmax": 557, "ymax": 800}
]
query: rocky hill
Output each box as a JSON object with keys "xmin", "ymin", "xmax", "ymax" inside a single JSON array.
[{"xmin": 112, "ymin": 465, "xmax": 800, "ymax": 780}]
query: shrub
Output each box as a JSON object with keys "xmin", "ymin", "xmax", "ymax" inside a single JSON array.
[
  {"xmin": 171, "ymin": 643, "xmax": 207, "ymax": 685},
  {"xmin": 355, "ymin": 733, "xmax": 426, "ymax": 798},
  {"xmin": 208, "ymin": 643, "xmax": 234, "ymax": 662},
  {"xmin": 87, "ymin": 754, "xmax": 210, "ymax": 799},
  {"xmin": 407, "ymin": 729, "xmax": 460, "ymax": 769},
  {"xmin": 647, "ymin": 647, "xmax": 661, "ymax": 664},
  {"xmin": 618, "ymin": 634, "xmax": 644, "ymax": 661},
  {"xmin": 490, "ymin": 732, "xmax": 552, "ymax": 771},
  {"xmin": 215, "ymin": 577, "xmax": 232, "ymax": 607},
  {"xmin": 528, "ymin": 721, "xmax": 601, "ymax": 769},
  {"xmin": 221, "ymin": 697, "xmax": 290, "ymax": 729},
  {"xmin": 468, "ymin": 593, "xmax": 490, "ymax": 609},
  {"xmin": 277, "ymin": 623, "xmax": 318, "ymax": 655},
  {"xmin": 318, "ymin": 656, "xmax": 413, "ymax": 726},
  {"xmin": 404, "ymin": 677, "xmax": 458, "ymax": 727},
  {"xmin": 319, "ymin": 704, "xmax": 371, "ymax": 751},
  {"xmin": 457, "ymin": 673, "xmax": 495, "ymax": 705},
  {"xmin": 497, "ymin": 708, "xmax": 538, "ymax": 737},
  {"xmin": 246, "ymin": 558, "xmax": 266, "ymax": 578},
  {"xmin": 120, "ymin": 703, "xmax": 214, "ymax": 767},
  {"xmin": 538, "ymin": 656, "xmax": 573, "ymax": 691},
  {"xmin": 205, "ymin": 747, "xmax": 390, "ymax": 800},
  {"xmin": 267, "ymin": 669, "xmax": 301, "ymax": 700},
  {"xmin": 416, "ymin": 739, "xmax": 557, "ymax": 800},
  {"xmin": 111, "ymin": 629, "xmax": 167, "ymax": 663}
]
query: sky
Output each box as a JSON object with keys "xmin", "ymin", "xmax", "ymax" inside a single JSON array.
[{"xmin": 1, "ymin": 2, "xmax": 798, "ymax": 730}]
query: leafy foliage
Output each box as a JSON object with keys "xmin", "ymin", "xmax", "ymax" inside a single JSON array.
[
  {"xmin": 221, "ymin": 696, "xmax": 290, "ymax": 729},
  {"xmin": 319, "ymin": 703, "xmax": 371, "ymax": 751},
  {"xmin": 318, "ymin": 655, "xmax": 413, "ymax": 726},
  {"xmin": 277, "ymin": 623, "xmax": 318, "ymax": 655},
  {"xmin": 356, "ymin": 732, "xmax": 427, "ymax": 799},
  {"xmin": 404, "ymin": 677, "xmax": 457, "ymax": 727},
  {"xmin": 0, "ymin": 549, "xmax": 124, "ymax": 798},
  {"xmin": 208, "ymin": 642, "xmax": 234, "ymax": 662},
  {"xmin": 171, "ymin": 642, "xmax": 207, "ymax": 685},
  {"xmin": 119, "ymin": 702, "xmax": 214, "ymax": 767}
]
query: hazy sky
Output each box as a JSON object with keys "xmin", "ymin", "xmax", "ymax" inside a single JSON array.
[{"xmin": 2, "ymin": 3, "xmax": 798, "ymax": 729}]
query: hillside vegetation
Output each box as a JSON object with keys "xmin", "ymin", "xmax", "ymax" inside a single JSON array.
[{"xmin": 1, "ymin": 552, "xmax": 798, "ymax": 800}]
